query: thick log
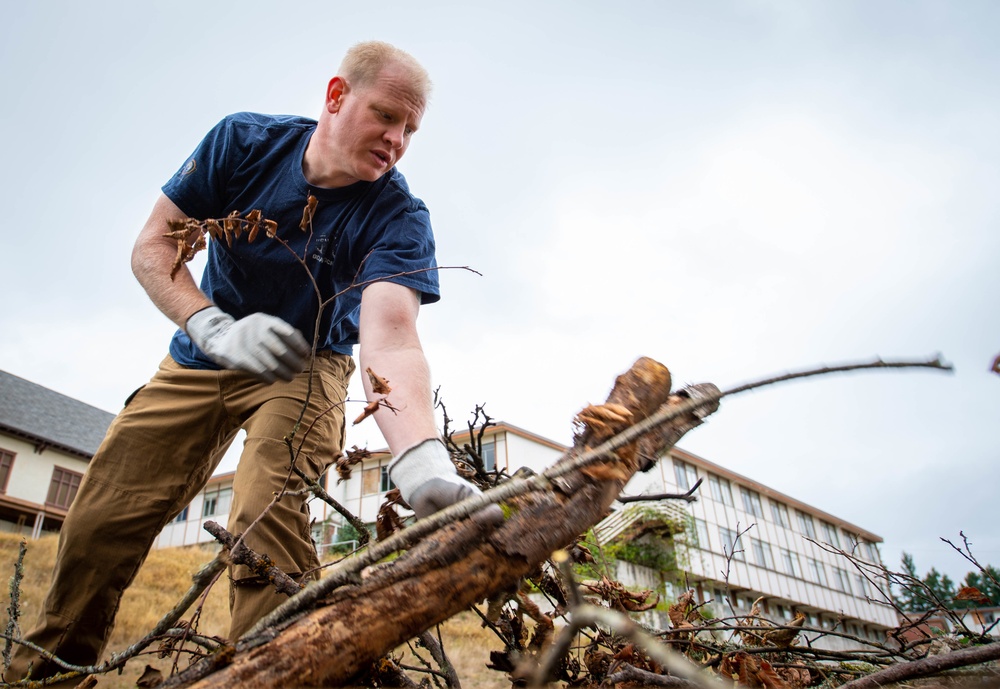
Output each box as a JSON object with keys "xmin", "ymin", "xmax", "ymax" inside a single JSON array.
[{"xmin": 182, "ymin": 357, "xmax": 718, "ymax": 688}]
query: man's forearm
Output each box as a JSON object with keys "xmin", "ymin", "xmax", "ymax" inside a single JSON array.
[
  {"xmin": 132, "ymin": 194, "xmax": 213, "ymax": 329},
  {"xmin": 360, "ymin": 342, "xmax": 439, "ymax": 455}
]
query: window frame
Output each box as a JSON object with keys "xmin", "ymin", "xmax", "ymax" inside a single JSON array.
[
  {"xmin": 46, "ymin": 467, "xmax": 84, "ymax": 510},
  {"xmin": 740, "ymin": 486, "xmax": 764, "ymax": 518},
  {"xmin": 770, "ymin": 500, "xmax": 790, "ymax": 528},
  {"xmin": 0, "ymin": 449, "xmax": 14, "ymax": 493},
  {"xmin": 820, "ymin": 521, "xmax": 841, "ymax": 548},
  {"xmin": 673, "ymin": 459, "xmax": 698, "ymax": 492},
  {"xmin": 780, "ymin": 548, "xmax": 802, "ymax": 578},
  {"xmin": 751, "ymin": 539, "xmax": 775, "ymax": 569},
  {"xmin": 708, "ymin": 475, "xmax": 734, "ymax": 506},
  {"xmin": 796, "ymin": 510, "xmax": 817, "ymax": 539}
]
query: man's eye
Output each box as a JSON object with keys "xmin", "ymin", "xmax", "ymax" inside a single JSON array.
[{"xmin": 404, "ymin": 128, "xmax": 414, "ymax": 137}]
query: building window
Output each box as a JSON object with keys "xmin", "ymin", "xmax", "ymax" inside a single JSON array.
[
  {"xmin": 833, "ymin": 567, "xmax": 852, "ymax": 594},
  {"xmin": 46, "ymin": 467, "xmax": 83, "ymax": 509},
  {"xmin": 752, "ymin": 539, "xmax": 775, "ymax": 569},
  {"xmin": 796, "ymin": 511, "xmax": 817, "ymax": 539},
  {"xmin": 719, "ymin": 527, "xmax": 745, "ymax": 561},
  {"xmin": 362, "ymin": 466, "xmax": 379, "ymax": 495},
  {"xmin": 770, "ymin": 500, "xmax": 790, "ymax": 528},
  {"xmin": 673, "ymin": 459, "xmax": 698, "ymax": 491},
  {"xmin": 694, "ymin": 518, "xmax": 710, "ymax": 549},
  {"xmin": 780, "ymin": 548, "xmax": 802, "ymax": 578},
  {"xmin": 708, "ymin": 475, "xmax": 734, "ymax": 506},
  {"xmin": 380, "ymin": 466, "xmax": 395, "ymax": 492},
  {"xmin": 861, "ymin": 540, "xmax": 877, "ymax": 561},
  {"xmin": 820, "ymin": 521, "xmax": 841, "ymax": 548},
  {"xmin": 468, "ymin": 440, "xmax": 496, "ymax": 472},
  {"xmin": 740, "ymin": 487, "xmax": 764, "ymax": 518},
  {"xmin": 202, "ymin": 485, "xmax": 233, "ymax": 518},
  {"xmin": 0, "ymin": 449, "xmax": 14, "ymax": 493},
  {"xmin": 854, "ymin": 573, "xmax": 871, "ymax": 598},
  {"xmin": 173, "ymin": 506, "xmax": 189, "ymax": 524},
  {"xmin": 807, "ymin": 558, "xmax": 828, "ymax": 586},
  {"xmin": 482, "ymin": 441, "xmax": 496, "ymax": 472}
]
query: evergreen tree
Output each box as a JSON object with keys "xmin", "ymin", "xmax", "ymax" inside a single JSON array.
[
  {"xmin": 962, "ymin": 566, "xmax": 1000, "ymax": 606},
  {"xmin": 894, "ymin": 553, "xmax": 999, "ymax": 612}
]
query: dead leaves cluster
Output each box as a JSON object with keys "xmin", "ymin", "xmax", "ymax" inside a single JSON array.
[
  {"xmin": 667, "ymin": 588, "xmax": 701, "ymax": 630},
  {"xmin": 163, "ymin": 210, "xmax": 277, "ymax": 279},
  {"xmin": 375, "ymin": 489, "xmax": 407, "ymax": 541},
  {"xmin": 335, "ymin": 445, "xmax": 374, "ymax": 483},
  {"xmin": 739, "ymin": 598, "xmax": 805, "ymax": 648},
  {"xmin": 719, "ymin": 652, "xmax": 811, "ymax": 689},
  {"xmin": 581, "ymin": 575, "xmax": 659, "ymax": 613},
  {"xmin": 163, "ymin": 195, "xmax": 318, "ymax": 280}
]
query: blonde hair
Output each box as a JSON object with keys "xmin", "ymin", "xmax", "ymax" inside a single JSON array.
[{"xmin": 338, "ymin": 41, "xmax": 432, "ymax": 102}]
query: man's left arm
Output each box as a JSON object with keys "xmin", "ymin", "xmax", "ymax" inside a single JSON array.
[
  {"xmin": 358, "ymin": 281, "xmax": 438, "ymax": 453},
  {"xmin": 359, "ymin": 281, "xmax": 498, "ymax": 520}
]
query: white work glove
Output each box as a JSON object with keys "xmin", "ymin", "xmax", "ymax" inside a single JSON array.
[
  {"xmin": 186, "ymin": 306, "xmax": 310, "ymax": 384},
  {"xmin": 389, "ymin": 439, "xmax": 503, "ymax": 522}
]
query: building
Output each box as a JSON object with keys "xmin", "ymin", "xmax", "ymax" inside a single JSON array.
[
  {"xmin": 0, "ymin": 370, "xmax": 114, "ymax": 538},
  {"xmin": 600, "ymin": 446, "xmax": 898, "ymax": 647}
]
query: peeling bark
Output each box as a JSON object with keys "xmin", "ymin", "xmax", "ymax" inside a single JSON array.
[{"xmin": 178, "ymin": 357, "xmax": 718, "ymax": 688}]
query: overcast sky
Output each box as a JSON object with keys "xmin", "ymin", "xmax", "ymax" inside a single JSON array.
[{"xmin": 2, "ymin": 1, "xmax": 997, "ymax": 586}]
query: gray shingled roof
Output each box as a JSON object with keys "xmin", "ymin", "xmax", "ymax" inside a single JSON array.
[{"xmin": 0, "ymin": 370, "xmax": 115, "ymax": 458}]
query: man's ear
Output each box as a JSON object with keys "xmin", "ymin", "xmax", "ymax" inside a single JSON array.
[{"xmin": 326, "ymin": 76, "xmax": 348, "ymax": 113}]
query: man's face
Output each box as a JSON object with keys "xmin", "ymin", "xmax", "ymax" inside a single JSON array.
[{"xmin": 324, "ymin": 63, "xmax": 425, "ymax": 185}]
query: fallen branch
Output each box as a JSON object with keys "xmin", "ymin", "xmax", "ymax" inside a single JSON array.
[
  {"xmin": 837, "ymin": 641, "xmax": 1000, "ymax": 689},
  {"xmin": 203, "ymin": 522, "xmax": 302, "ymax": 597}
]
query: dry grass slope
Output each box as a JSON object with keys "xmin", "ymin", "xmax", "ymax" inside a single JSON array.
[{"xmin": 0, "ymin": 533, "xmax": 508, "ymax": 688}]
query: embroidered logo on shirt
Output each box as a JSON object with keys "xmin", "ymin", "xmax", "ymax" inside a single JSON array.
[
  {"xmin": 311, "ymin": 235, "xmax": 335, "ymax": 266},
  {"xmin": 181, "ymin": 158, "xmax": 197, "ymax": 176}
]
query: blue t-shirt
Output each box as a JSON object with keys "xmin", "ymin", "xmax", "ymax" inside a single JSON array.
[{"xmin": 161, "ymin": 112, "xmax": 440, "ymax": 368}]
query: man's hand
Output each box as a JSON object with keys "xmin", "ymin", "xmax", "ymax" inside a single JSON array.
[
  {"xmin": 186, "ymin": 306, "xmax": 310, "ymax": 383},
  {"xmin": 390, "ymin": 438, "xmax": 503, "ymax": 522}
]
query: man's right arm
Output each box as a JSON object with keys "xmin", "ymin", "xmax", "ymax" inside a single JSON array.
[
  {"xmin": 131, "ymin": 193, "xmax": 213, "ymax": 329},
  {"xmin": 131, "ymin": 193, "xmax": 309, "ymax": 383}
]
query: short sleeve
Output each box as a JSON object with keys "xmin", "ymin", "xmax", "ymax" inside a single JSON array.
[
  {"xmin": 161, "ymin": 117, "xmax": 233, "ymax": 219},
  {"xmin": 356, "ymin": 205, "xmax": 440, "ymax": 305}
]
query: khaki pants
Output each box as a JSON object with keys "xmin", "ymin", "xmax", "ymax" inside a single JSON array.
[{"xmin": 7, "ymin": 352, "xmax": 354, "ymax": 682}]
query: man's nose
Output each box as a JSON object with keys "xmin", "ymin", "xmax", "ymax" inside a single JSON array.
[{"xmin": 384, "ymin": 124, "xmax": 405, "ymax": 149}]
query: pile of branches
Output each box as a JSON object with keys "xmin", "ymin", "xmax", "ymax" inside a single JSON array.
[
  {"xmin": 456, "ymin": 537, "xmax": 1000, "ymax": 689},
  {"xmin": 5, "ymin": 355, "xmax": 996, "ymax": 689}
]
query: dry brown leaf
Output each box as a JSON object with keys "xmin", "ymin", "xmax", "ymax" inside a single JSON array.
[
  {"xmin": 366, "ymin": 367, "xmax": 392, "ymax": 395},
  {"xmin": 668, "ymin": 589, "xmax": 697, "ymax": 628},
  {"xmin": 955, "ymin": 586, "xmax": 992, "ymax": 605},
  {"xmin": 756, "ymin": 660, "xmax": 789, "ymax": 689},
  {"xmin": 300, "ymin": 194, "xmax": 318, "ymax": 230},
  {"xmin": 375, "ymin": 489, "xmax": 406, "ymax": 541},
  {"xmin": 353, "ymin": 399, "xmax": 380, "ymax": 425},
  {"xmin": 136, "ymin": 664, "xmax": 164, "ymax": 687}
]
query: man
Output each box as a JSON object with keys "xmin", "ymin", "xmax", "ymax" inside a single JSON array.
[{"xmin": 8, "ymin": 41, "xmax": 482, "ymax": 683}]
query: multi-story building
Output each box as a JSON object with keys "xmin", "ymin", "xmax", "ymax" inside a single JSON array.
[
  {"xmin": 600, "ymin": 445, "xmax": 897, "ymax": 647},
  {"xmin": 0, "ymin": 370, "xmax": 113, "ymax": 537}
]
